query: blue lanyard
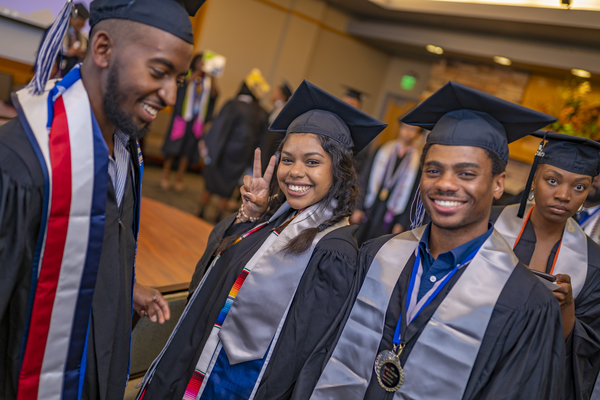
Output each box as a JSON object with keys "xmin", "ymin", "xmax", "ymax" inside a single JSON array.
[
  {"xmin": 579, "ymin": 206, "xmax": 600, "ymax": 227},
  {"xmin": 393, "ymin": 245, "xmax": 481, "ymax": 346}
]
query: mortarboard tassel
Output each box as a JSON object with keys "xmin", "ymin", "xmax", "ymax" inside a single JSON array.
[
  {"xmin": 409, "ymin": 184, "xmax": 425, "ymax": 230},
  {"xmin": 517, "ymin": 134, "xmax": 547, "ymax": 218},
  {"xmin": 28, "ymin": 1, "xmax": 74, "ymax": 95}
]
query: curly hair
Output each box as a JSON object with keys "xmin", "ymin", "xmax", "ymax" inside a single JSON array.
[{"xmin": 215, "ymin": 133, "xmax": 359, "ymax": 256}]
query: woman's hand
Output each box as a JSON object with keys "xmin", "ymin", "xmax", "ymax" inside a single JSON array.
[
  {"xmin": 240, "ymin": 148, "xmax": 276, "ymax": 219},
  {"xmin": 553, "ymin": 273, "xmax": 575, "ymax": 340}
]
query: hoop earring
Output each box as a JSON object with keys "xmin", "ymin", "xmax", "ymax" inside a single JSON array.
[
  {"xmin": 578, "ymin": 203, "xmax": 585, "ymax": 213},
  {"xmin": 527, "ymin": 189, "xmax": 535, "ymax": 202}
]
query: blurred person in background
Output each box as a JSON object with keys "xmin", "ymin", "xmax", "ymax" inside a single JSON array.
[
  {"xmin": 351, "ymin": 120, "xmax": 424, "ymax": 245},
  {"xmin": 258, "ymin": 81, "xmax": 292, "ymax": 172},
  {"xmin": 197, "ymin": 69, "xmax": 270, "ymax": 221},
  {"xmin": 161, "ymin": 53, "xmax": 218, "ymax": 191}
]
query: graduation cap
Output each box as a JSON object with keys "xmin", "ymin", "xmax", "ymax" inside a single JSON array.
[
  {"xmin": 29, "ymin": 0, "xmax": 205, "ymax": 95},
  {"xmin": 401, "ymin": 81, "xmax": 556, "ymax": 163},
  {"xmin": 342, "ymin": 85, "xmax": 367, "ymax": 102},
  {"xmin": 270, "ymin": 80, "xmax": 387, "ymax": 155},
  {"xmin": 73, "ymin": 3, "xmax": 90, "ymax": 20},
  {"xmin": 517, "ymin": 130, "xmax": 600, "ymax": 217},
  {"xmin": 90, "ymin": 0, "xmax": 206, "ymax": 44}
]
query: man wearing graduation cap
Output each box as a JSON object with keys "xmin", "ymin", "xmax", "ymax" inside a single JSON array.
[
  {"xmin": 492, "ymin": 131, "xmax": 600, "ymax": 399},
  {"xmin": 342, "ymin": 86, "xmax": 366, "ymax": 110},
  {"xmin": 0, "ymin": 0, "xmax": 204, "ymax": 399},
  {"xmin": 136, "ymin": 80, "xmax": 386, "ymax": 400},
  {"xmin": 310, "ymin": 81, "xmax": 565, "ymax": 400}
]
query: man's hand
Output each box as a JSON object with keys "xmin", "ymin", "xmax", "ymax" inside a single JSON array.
[{"xmin": 133, "ymin": 283, "xmax": 171, "ymax": 324}]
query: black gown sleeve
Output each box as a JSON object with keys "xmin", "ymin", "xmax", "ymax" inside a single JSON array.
[
  {"xmin": 563, "ymin": 239, "xmax": 600, "ymax": 400},
  {"xmin": 0, "ymin": 119, "xmax": 45, "ymax": 399},
  {"xmin": 255, "ymin": 225, "xmax": 362, "ymax": 400},
  {"xmin": 464, "ymin": 266, "xmax": 565, "ymax": 400},
  {"xmin": 188, "ymin": 213, "xmax": 252, "ymax": 294}
]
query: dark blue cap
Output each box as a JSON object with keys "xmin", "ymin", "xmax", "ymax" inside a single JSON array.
[
  {"xmin": 269, "ymin": 80, "xmax": 386, "ymax": 154},
  {"xmin": 90, "ymin": 0, "xmax": 206, "ymax": 44},
  {"xmin": 401, "ymin": 81, "xmax": 556, "ymax": 162},
  {"xmin": 532, "ymin": 131, "xmax": 600, "ymax": 177}
]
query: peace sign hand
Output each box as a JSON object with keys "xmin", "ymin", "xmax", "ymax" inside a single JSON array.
[{"xmin": 240, "ymin": 148, "xmax": 277, "ymax": 219}]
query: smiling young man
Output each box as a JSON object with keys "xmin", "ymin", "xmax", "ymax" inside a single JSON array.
[
  {"xmin": 310, "ymin": 81, "xmax": 565, "ymax": 400},
  {"xmin": 0, "ymin": 0, "xmax": 204, "ymax": 399}
]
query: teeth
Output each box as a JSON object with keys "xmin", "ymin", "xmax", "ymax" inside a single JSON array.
[
  {"xmin": 434, "ymin": 200, "xmax": 464, "ymax": 208},
  {"xmin": 142, "ymin": 103, "xmax": 158, "ymax": 117},
  {"xmin": 289, "ymin": 185, "xmax": 311, "ymax": 193}
]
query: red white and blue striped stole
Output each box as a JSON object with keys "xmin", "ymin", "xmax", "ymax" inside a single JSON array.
[{"xmin": 13, "ymin": 66, "xmax": 109, "ymax": 400}]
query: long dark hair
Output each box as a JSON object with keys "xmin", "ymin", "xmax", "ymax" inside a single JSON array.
[{"xmin": 215, "ymin": 133, "xmax": 359, "ymax": 256}]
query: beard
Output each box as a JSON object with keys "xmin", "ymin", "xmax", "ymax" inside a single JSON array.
[{"xmin": 103, "ymin": 65, "xmax": 150, "ymax": 140}]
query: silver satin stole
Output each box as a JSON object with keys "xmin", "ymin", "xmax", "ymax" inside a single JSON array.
[
  {"xmin": 311, "ymin": 227, "xmax": 518, "ymax": 400},
  {"xmin": 494, "ymin": 203, "xmax": 587, "ymax": 299},
  {"xmin": 137, "ymin": 200, "xmax": 347, "ymax": 398}
]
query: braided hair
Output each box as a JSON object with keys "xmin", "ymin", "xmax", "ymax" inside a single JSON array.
[{"xmin": 215, "ymin": 133, "xmax": 359, "ymax": 256}]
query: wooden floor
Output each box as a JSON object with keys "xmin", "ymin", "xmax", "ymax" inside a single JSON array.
[{"xmin": 135, "ymin": 197, "xmax": 214, "ymax": 290}]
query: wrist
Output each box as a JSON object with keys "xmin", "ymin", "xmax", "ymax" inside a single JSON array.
[{"xmin": 237, "ymin": 203, "xmax": 260, "ymax": 223}]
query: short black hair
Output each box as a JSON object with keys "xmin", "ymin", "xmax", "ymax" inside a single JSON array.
[{"xmin": 420, "ymin": 142, "xmax": 507, "ymax": 176}]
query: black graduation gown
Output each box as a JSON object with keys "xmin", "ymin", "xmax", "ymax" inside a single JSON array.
[
  {"xmin": 0, "ymin": 117, "xmax": 139, "ymax": 400},
  {"xmin": 162, "ymin": 79, "xmax": 217, "ymax": 164},
  {"xmin": 203, "ymin": 99, "xmax": 269, "ymax": 198},
  {"xmin": 141, "ymin": 213, "xmax": 362, "ymax": 400},
  {"xmin": 355, "ymin": 146, "xmax": 421, "ymax": 246},
  {"xmin": 491, "ymin": 206, "xmax": 600, "ymax": 400},
  {"xmin": 342, "ymin": 233, "xmax": 565, "ymax": 400}
]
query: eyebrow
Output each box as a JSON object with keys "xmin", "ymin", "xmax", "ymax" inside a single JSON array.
[
  {"xmin": 424, "ymin": 161, "xmax": 480, "ymax": 169},
  {"xmin": 149, "ymin": 57, "xmax": 175, "ymax": 71},
  {"xmin": 282, "ymin": 151, "xmax": 325, "ymax": 158}
]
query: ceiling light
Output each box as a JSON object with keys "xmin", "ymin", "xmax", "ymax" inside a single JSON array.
[
  {"xmin": 493, "ymin": 56, "xmax": 512, "ymax": 66},
  {"xmin": 571, "ymin": 69, "xmax": 591, "ymax": 78},
  {"xmin": 426, "ymin": 45, "xmax": 444, "ymax": 55}
]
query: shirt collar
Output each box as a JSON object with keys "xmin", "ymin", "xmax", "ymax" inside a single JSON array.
[{"xmin": 418, "ymin": 222, "xmax": 494, "ymax": 266}]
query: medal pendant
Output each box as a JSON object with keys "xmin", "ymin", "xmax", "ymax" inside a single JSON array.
[
  {"xmin": 379, "ymin": 188, "xmax": 389, "ymax": 201},
  {"xmin": 374, "ymin": 350, "xmax": 404, "ymax": 392}
]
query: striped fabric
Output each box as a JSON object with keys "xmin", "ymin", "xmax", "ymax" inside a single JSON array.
[
  {"xmin": 16, "ymin": 66, "xmax": 109, "ymax": 400},
  {"xmin": 107, "ymin": 130, "xmax": 131, "ymax": 206},
  {"xmin": 183, "ymin": 266, "xmax": 252, "ymax": 400},
  {"xmin": 29, "ymin": 2, "xmax": 73, "ymax": 95},
  {"xmin": 181, "ymin": 226, "xmax": 286, "ymax": 400}
]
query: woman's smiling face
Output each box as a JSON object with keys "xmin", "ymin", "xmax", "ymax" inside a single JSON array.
[{"xmin": 277, "ymin": 133, "xmax": 333, "ymax": 210}]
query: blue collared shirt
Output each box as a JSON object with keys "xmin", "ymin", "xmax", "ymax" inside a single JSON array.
[{"xmin": 416, "ymin": 223, "xmax": 494, "ymax": 302}]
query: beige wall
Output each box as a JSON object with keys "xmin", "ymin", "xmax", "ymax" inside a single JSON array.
[{"xmin": 195, "ymin": 0, "xmax": 392, "ymax": 116}]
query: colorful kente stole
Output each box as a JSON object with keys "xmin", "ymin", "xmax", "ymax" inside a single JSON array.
[
  {"xmin": 11, "ymin": 65, "xmax": 140, "ymax": 400},
  {"xmin": 182, "ymin": 219, "xmax": 288, "ymax": 400}
]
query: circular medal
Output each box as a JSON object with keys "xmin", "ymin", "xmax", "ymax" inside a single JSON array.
[{"xmin": 374, "ymin": 350, "xmax": 404, "ymax": 392}]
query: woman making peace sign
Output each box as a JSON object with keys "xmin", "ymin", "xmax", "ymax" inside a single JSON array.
[{"xmin": 138, "ymin": 81, "xmax": 386, "ymax": 400}]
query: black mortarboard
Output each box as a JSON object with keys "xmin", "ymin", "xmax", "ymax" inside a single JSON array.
[
  {"xmin": 401, "ymin": 81, "xmax": 556, "ymax": 163},
  {"xmin": 73, "ymin": 3, "xmax": 90, "ymax": 20},
  {"xmin": 342, "ymin": 85, "xmax": 367, "ymax": 101},
  {"xmin": 517, "ymin": 130, "xmax": 600, "ymax": 217},
  {"xmin": 90, "ymin": 0, "xmax": 206, "ymax": 44},
  {"xmin": 270, "ymin": 80, "xmax": 386, "ymax": 154}
]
